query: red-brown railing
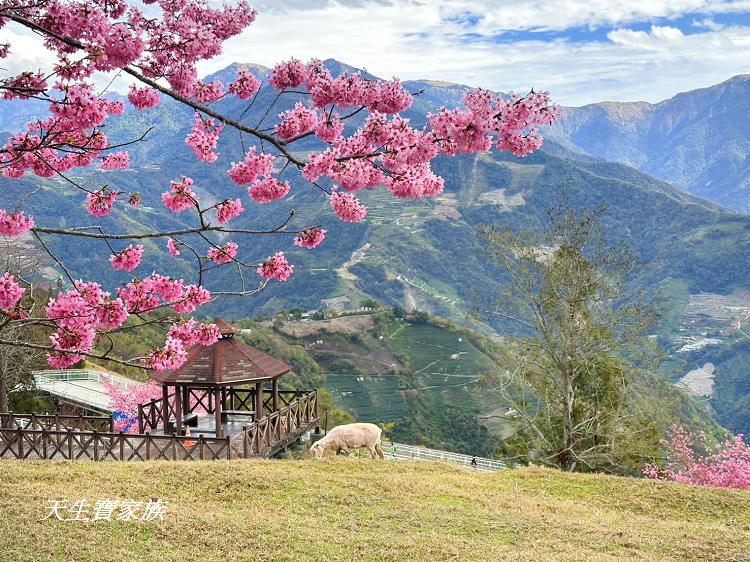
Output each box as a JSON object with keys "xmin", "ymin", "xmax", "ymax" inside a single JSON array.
[
  {"xmin": 0, "ymin": 412, "xmax": 114, "ymax": 432},
  {"xmin": 236, "ymin": 390, "xmax": 318, "ymax": 457},
  {"xmin": 0, "ymin": 427, "xmax": 235, "ymax": 461}
]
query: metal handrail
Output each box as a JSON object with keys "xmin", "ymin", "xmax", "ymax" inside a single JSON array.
[
  {"xmin": 32, "ymin": 369, "xmax": 141, "ymax": 411},
  {"xmin": 383, "ymin": 441, "xmax": 506, "ymax": 470}
]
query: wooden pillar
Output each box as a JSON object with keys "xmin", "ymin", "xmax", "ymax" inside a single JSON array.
[
  {"xmin": 161, "ymin": 384, "xmax": 169, "ymax": 429},
  {"xmin": 182, "ymin": 386, "xmax": 190, "ymax": 414},
  {"xmin": 214, "ymin": 387, "xmax": 223, "ymax": 439},
  {"xmin": 174, "ymin": 384, "xmax": 183, "ymax": 435},
  {"xmin": 221, "ymin": 387, "xmax": 227, "ymax": 411},
  {"xmin": 272, "ymin": 379, "xmax": 279, "ymax": 412},
  {"xmin": 255, "ymin": 381, "xmax": 264, "ymax": 419}
]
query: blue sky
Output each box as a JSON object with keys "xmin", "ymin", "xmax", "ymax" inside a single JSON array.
[
  {"xmin": 3, "ymin": 1, "xmax": 750, "ymax": 105},
  {"xmin": 207, "ymin": 0, "xmax": 750, "ymax": 106}
]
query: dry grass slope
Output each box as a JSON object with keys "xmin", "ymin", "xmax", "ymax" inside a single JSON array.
[{"xmin": 0, "ymin": 460, "xmax": 748, "ymax": 561}]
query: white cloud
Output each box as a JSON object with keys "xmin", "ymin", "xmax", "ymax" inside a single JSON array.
[{"xmin": 2, "ymin": 1, "xmax": 750, "ymax": 106}]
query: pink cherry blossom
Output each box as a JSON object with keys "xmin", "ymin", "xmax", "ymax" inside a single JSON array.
[
  {"xmin": 0, "ymin": 211, "xmax": 34, "ymax": 236},
  {"xmin": 258, "ymin": 251, "xmax": 293, "ymax": 282},
  {"xmin": 294, "ymin": 227, "xmax": 326, "ymax": 249},
  {"xmin": 186, "ymin": 114, "xmax": 223, "ymax": 162},
  {"xmin": 275, "ymin": 102, "xmax": 318, "ymax": 140},
  {"xmin": 162, "ymin": 176, "xmax": 197, "ymax": 212},
  {"xmin": 228, "ymin": 69, "xmax": 261, "ymax": 100},
  {"xmin": 330, "ymin": 190, "xmax": 367, "ymax": 222},
  {"xmin": 100, "ymin": 151, "xmax": 129, "ymax": 170},
  {"xmin": 168, "ymin": 319, "xmax": 221, "ymax": 348},
  {"xmin": 118, "ymin": 279, "xmax": 160, "ymax": 314},
  {"xmin": 147, "ymin": 273, "xmax": 184, "ymax": 302},
  {"xmin": 228, "ymin": 147, "xmax": 275, "ymax": 186},
  {"xmin": 194, "ymin": 81, "xmax": 224, "ymax": 104},
  {"xmin": 86, "ymin": 189, "xmax": 117, "ymax": 217},
  {"xmin": 248, "ymin": 177, "xmax": 290, "ymax": 204},
  {"xmin": 208, "ymin": 242, "xmax": 238, "ymax": 265},
  {"xmin": 127, "ymin": 84, "xmax": 160, "ymax": 110},
  {"xmin": 0, "ymin": 273, "xmax": 24, "ymax": 310},
  {"xmin": 315, "ymin": 116, "xmax": 345, "ymax": 143},
  {"xmin": 104, "ymin": 378, "xmax": 161, "ymax": 433},
  {"xmin": 216, "ymin": 198, "xmax": 244, "ymax": 223},
  {"xmin": 269, "ymin": 59, "xmax": 308, "ymax": 90},
  {"xmin": 149, "ymin": 337, "xmax": 188, "ymax": 371},
  {"xmin": 645, "ymin": 425, "xmax": 750, "ymax": 490},
  {"xmin": 167, "ymin": 238, "xmax": 181, "ymax": 256},
  {"xmin": 109, "ymin": 244, "xmax": 143, "ymax": 272},
  {"xmin": 172, "ymin": 284, "xmax": 211, "ymax": 314}
]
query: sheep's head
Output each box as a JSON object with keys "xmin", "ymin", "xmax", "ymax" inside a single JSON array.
[{"xmin": 310, "ymin": 441, "xmax": 324, "ymax": 459}]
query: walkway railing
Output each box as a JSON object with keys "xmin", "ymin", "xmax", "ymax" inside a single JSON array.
[
  {"xmin": 383, "ymin": 441, "xmax": 506, "ymax": 471},
  {"xmin": 32, "ymin": 369, "xmax": 139, "ymax": 412}
]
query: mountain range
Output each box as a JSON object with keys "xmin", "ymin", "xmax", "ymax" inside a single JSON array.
[
  {"xmin": 549, "ymin": 74, "xmax": 750, "ymax": 211},
  {"xmin": 2, "ymin": 61, "xmax": 750, "ymax": 436}
]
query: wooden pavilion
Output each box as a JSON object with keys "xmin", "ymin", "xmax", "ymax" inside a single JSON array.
[{"xmin": 146, "ymin": 319, "xmax": 294, "ymax": 439}]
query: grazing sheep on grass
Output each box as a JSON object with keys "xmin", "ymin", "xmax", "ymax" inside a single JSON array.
[{"xmin": 310, "ymin": 423, "xmax": 384, "ymax": 460}]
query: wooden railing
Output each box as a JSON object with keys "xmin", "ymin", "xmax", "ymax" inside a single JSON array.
[
  {"xmin": 0, "ymin": 390, "xmax": 319, "ymax": 462},
  {"xmin": 0, "ymin": 412, "xmax": 114, "ymax": 432},
  {"xmin": 137, "ymin": 388, "xmax": 316, "ymax": 432},
  {"xmin": 236, "ymin": 390, "xmax": 318, "ymax": 457},
  {"xmin": 0, "ymin": 427, "xmax": 236, "ymax": 461},
  {"xmin": 137, "ymin": 393, "xmax": 175, "ymax": 433}
]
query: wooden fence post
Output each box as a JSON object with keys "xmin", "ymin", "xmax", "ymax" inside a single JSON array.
[
  {"xmin": 242, "ymin": 426, "xmax": 248, "ymax": 458},
  {"xmin": 137, "ymin": 405, "xmax": 144, "ymax": 434},
  {"xmin": 30, "ymin": 413, "xmax": 36, "ymax": 430},
  {"xmin": 8, "ymin": 411, "xmax": 14, "ymax": 431},
  {"xmin": 17, "ymin": 427, "xmax": 23, "ymax": 459},
  {"xmin": 67, "ymin": 429, "xmax": 73, "ymax": 459},
  {"xmin": 145, "ymin": 432, "xmax": 151, "ymax": 461},
  {"xmin": 41, "ymin": 427, "xmax": 47, "ymax": 459},
  {"xmin": 199, "ymin": 435, "xmax": 205, "ymax": 460},
  {"xmin": 93, "ymin": 430, "xmax": 99, "ymax": 461},
  {"xmin": 226, "ymin": 436, "xmax": 231, "ymax": 460},
  {"xmin": 119, "ymin": 431, "xmax": 125, "ymax": 461}
]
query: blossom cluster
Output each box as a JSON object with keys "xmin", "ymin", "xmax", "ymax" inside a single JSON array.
[
  {"xmin": 207, "ymin": 242, "xmax": 238, "ymax": 265},
  {"xmin": 258, "ymin": 252, "xmax": 293, "ymax": 282},
  {"xmin": 0, "ymin": 273, "xmax": 25, "ymax": 310},
  {"xmin": 45, "ymin": 281, "xmax": 129, "ymax": 368},
  {"xmin": 109, "ymin": 244, "xmax": 143, "ymax": 272},
  {"xmin": 216, "ymin": 199, "xmax": 244, "ymax": 224},
  {"xmin": 0, "ymin": 210, "xmax": 34, "ymax": 236},
  {"xmin": 294, "ymin": 227, "xmax": 326, "ymax": 249},
  {"xmin": 162, "ymin": 176, "xmax": 198, "ymax": 212},
  {"xmin": 644, "ymin": 425, "xmax": 750, "ymax": 490},
  {"xmin": 86, "ymin": 189, "xmax": 118, "ymax": 217}
]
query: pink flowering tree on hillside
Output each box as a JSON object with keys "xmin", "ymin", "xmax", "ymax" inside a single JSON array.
[
  {"xmin": 0, "ymin": 0, "xmax": 558, "ymax": 374},
  {"xmin": 644, "ymin": 425, "xmax": 750, "ymax": 490}
]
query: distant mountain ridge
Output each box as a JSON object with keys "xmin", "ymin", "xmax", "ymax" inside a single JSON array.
[{"xmin": 548, "ymin": 74, "xmax": 750, "ymax": 211}]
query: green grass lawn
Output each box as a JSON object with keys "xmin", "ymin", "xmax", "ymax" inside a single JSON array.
[{"xmin": 0, "ymin": 460, "xmax": 748, "ymax": 561}]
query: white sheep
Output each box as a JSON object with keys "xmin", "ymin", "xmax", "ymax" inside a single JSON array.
[{"xmin": 310, "ymin": 423, "xmax": 385, "ymax": 459}]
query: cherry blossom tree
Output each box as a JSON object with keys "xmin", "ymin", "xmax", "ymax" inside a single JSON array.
[
  {"xmin": 0, "ymin": 0, "xmax": 558, "ymax": 373},
  {"xmin": 644, "ymin": 425, "xmax": 750, "ymax": 490}
]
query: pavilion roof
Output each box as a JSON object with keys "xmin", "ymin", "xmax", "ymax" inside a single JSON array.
[{"xmin": 149, "ymin": 320, "xmax": 292, "ymax": 386}]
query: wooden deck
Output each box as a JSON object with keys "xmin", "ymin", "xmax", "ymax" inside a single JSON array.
[{"xmin": 0, "ymin": 390, "xmax": 318, "ymax": 461}]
